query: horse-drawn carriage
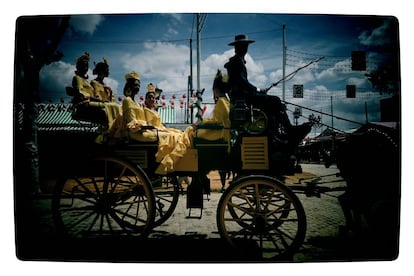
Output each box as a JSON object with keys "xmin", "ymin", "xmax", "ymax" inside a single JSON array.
[
  {"xmin": 51, "ymin": 92, "xmax": 400, "ymax": 261},
  {"xmin": 51, "ymin": 95, "xmax": 312, "ymax": 260}
]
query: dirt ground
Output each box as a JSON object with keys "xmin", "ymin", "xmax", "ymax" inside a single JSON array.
[{"xmin": 180, "ymin": 170, "xmax": 317, "ymax": 192}]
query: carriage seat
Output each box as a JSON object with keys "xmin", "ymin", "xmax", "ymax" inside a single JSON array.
[
  {"xmin": 66, "ymin": 86, "xmax": 108, "ymax": 126},
  {"xmin": 192, "ymin": 123, "xmax": 228, "ymax": 148},
  {"xmin": 192, "ymin": 137, "xmax": 228, "ymax": 148}
]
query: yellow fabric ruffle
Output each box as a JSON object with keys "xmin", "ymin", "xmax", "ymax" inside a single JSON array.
[
  {"xmin": 109, "ymin": 96, "xmax": 191, "ymax": 174},
  {"xmin": 154, "ymin": 131, "xmax": 191, "ymax": 175},
  {"xmin": 103, "ymin": 102, "xmax": 121, "ymax": 130}
]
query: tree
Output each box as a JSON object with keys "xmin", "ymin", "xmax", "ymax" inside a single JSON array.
[
  {"xmin": 14, "ymin": 15, "xmax": 69, "ymax": 259},
  {"xmin": 15, "ymin": 15, "xmax": 69, "ymax": 193},
  {"xmin": 365, "ymin": 62, "xmax": 400, "ymax": 95}
]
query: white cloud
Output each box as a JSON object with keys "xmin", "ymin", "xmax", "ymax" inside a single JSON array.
[
  {"xmin": 120, "ymin": 42, "xmax": 190, "ymax": 98},
  {"xmin": 69, "ymin": 14, "xmax": 104, "ymax": 35},
  {"xmin": 314, "ymin": 85, "xmax": 328, "ymax": 92},
  {"xmin": 269, "ymin": 69, "xmax": 284, "ymax": 84},
  {"xmin": 359, "ymin": 20, "xmax": 392, "ymax": 47},
  {"xmin": 289, "ymin": 67, "xmax": 315, "ymax": 85},
  {"xmin": 347, "ymin": 77, "xmax": 369, "ymax": 88},
  {"xmin": 161, "ymin": 13, "xmax": 183, "ymax": 23},
  {"xmin": 39, "ymin": 61, "xmax": 75, "ymax": 101},
  {"xmin": 118, "ymin": 45, "xmax": 270, "ymax": 104},
  {"xmin": 167, "ymin": 27, "xmax": 179, "ymax": 36},
  {"xmin": 316, "ymin": 59, "xmax": 350, "ymax": 83},
  {"xmin": 202, "ymin": 51, "xmax": 232, "ymax": 75}
]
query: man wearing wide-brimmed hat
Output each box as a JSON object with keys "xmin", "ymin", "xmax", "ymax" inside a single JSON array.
[
  {"xmin": 224, "ymin": 34, "xmax": 263, "ymax": 99},
  {"xmin": 225, "ymin": 34, "xmax": 291, "ymax": 132},
  {"xmin": 224, "ymin": 34, "xmax": 312, "ymax": 153}
]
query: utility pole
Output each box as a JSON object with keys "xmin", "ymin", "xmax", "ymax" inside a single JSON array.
[
  {"xmin": 196, "ymin": 13, "xmax": 201, "ymax": 94},
  {"xmin": 188, "ymin": 38, "xmax": 193, "ymax": 123},
  {"xmin": 282, "ymin": 24, "xmax": 286, "ymax": 101},
  {"xmin": 195, "ymin": 13, "xmax": 204, "ymax": 122}
]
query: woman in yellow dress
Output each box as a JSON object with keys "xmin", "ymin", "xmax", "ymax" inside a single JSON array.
[
  {"xmin": 188, "ymin": 70, "xmax": 231, "ymax": 145},
  {"xmin": 113, "ymin": 72, "xmax": 191, "ymax": 175},
  {"xmin": 90, "ymin": 58, "xmax": 115, "ymax": 102},
  {"xmin": 90, "ymin": 59, "xmax": 121, "ymax": 129},
  {"xmin": 143, "ymin": 84, "xmax": 184, "ymax": 134},
  {"xmin": 71, "ymin": 52, "xmax": 96, "ymax": 103}
]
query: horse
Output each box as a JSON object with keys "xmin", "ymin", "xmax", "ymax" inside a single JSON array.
[{"xmin": 334, "ymin": 122, "xmax": 400, "ymax": 259}]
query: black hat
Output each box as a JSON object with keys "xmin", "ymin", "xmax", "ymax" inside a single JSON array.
[{"xmin": 228, "ymin": 34, "xmax": 255, "ymax": 46}]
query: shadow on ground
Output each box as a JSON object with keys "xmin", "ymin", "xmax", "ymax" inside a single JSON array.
[{"xmin": 16, "ymin": 233, "xmax": 263, "ymax": 263}]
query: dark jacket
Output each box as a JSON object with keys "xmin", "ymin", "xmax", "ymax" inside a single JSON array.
[{"xmin": 224, "ymin": 55, "xmax": 257, "ymax": 100}]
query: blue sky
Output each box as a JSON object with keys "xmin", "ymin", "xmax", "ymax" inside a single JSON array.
[{"xmin": 35, "ymin": 13, "xmax": 399, "ymax": 131}]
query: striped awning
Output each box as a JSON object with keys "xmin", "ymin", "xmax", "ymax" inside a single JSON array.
[{"xmin": 16, "ymin": 103, "xmax": 100, "ymax": 133}]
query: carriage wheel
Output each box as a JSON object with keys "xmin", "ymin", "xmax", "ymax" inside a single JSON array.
[
  {"xmin": 152, "ymin": 176, "xmax": 181, "ymax": 227},
  {"xmin": 52, "ymin": 156, "xmax": 156, "ymax": 238},
  {"xmin": 216, "ymin": 175, "xmax": 306, "ymax": 260},
  {"xmin": 244, "ymin": 108, "xmax": 268, "ymax": 135}
]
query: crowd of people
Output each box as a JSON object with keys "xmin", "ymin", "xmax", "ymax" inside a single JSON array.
[{"xmin": 68, "ymin": 34, "xmax": 312, "ymax": 175}]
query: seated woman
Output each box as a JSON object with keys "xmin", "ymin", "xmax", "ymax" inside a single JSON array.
[
  {"xmin": 188, "ymin": 70, "xmax": 231, "ymax": 146},
  {"xmin": 68, "ymin": 52, "xmax": 108, "ymax": 125},
  {"xmin": 90, "ymin": 58, "xmax": 115, "ymax": 103},
  {"xmin": 144, "ymin": 84, "xmax": 185, "ymax": 134},
  {"xmin": 90, "ymin": 58, "xmax": 121, "ymax": 129},
  {"xmin": 144, "ymin": 83, "xmax": 159, "ymax": 111},
  {"xmin": 69, "ymin": 52, "xmax": 120, "ymax": 130},
  {"xmin": 70, "ymin": 52, "xmax": 97, "ymax": 103},
  {"xmin": 110, "ymin": 72, "xmax": 191, "ymax": 175}
]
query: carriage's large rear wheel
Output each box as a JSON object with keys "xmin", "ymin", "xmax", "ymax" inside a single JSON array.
[
  {"xmin": 216, "ymin": 175, "xmax": 306, "ymax": 260},
  {"xmin": 52, "ymin": 156, "xmax": 156, "ymax": 238}
]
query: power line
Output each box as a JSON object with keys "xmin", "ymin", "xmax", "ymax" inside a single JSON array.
[
  {"xmin": 198, "ymin": 14, "xmax": 208, "ymax": 32},
  {"xmin": 62, "ymin": 37, "xmax": 190, "ymax": 44},
  {"xmin": 287, "ymin": 48, "xmax": 348, "ymax": 60},
  {"xmin": 62, "ymin": 28, "xmax": 280, "ymax": 45}
]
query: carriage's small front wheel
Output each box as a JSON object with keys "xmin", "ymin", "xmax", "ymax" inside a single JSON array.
[
  {"xmin": 216, "ymin": 175, "xmax": 306, "ymax": 260},
  {"xmin": 52, "ymin": 156, "xmax": 156, "ymax": 238},
  {"xmin": 152, "ymin": 176, "xmax": 181, "ymax": 227}
]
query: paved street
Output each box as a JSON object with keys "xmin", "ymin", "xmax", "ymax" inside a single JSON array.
[
  {"xmin": 17, "ymin": 163, "xmax": 395, "ymax": 263},
  {"xmin": 148, "ymin": 164, "xmax": 348, "ymax": 261}
]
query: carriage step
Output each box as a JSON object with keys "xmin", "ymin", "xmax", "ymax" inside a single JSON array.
[
  {"xmin": 186, "ymin": 207, "xmax": 203, "ymax": 219},
  {"xmin": 186, "ymin": 183, "xmax": 204, "ymax": 219},
  {"xmin": 186, "ymin": 193, "xmax": 210, "ymax": 219}
]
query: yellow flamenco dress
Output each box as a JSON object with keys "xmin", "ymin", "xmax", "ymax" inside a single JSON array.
[
  {"xmin": 90, "ymin": 79, "xmax": 121, "ymax": 129},
  {"xmin": 143, "ymin": 106, "xmax": 191, "ymax": 175},
  {"xmin": 111, "ymin": 96, "xmax": 190, "ymax": 175},
  {"xmin": 192, "ymin": 96, "xmax": 231, "ymax": 143},
  {"xmin": 72, "ymin": 75, "xmax": 95, "ymax": 100}
]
